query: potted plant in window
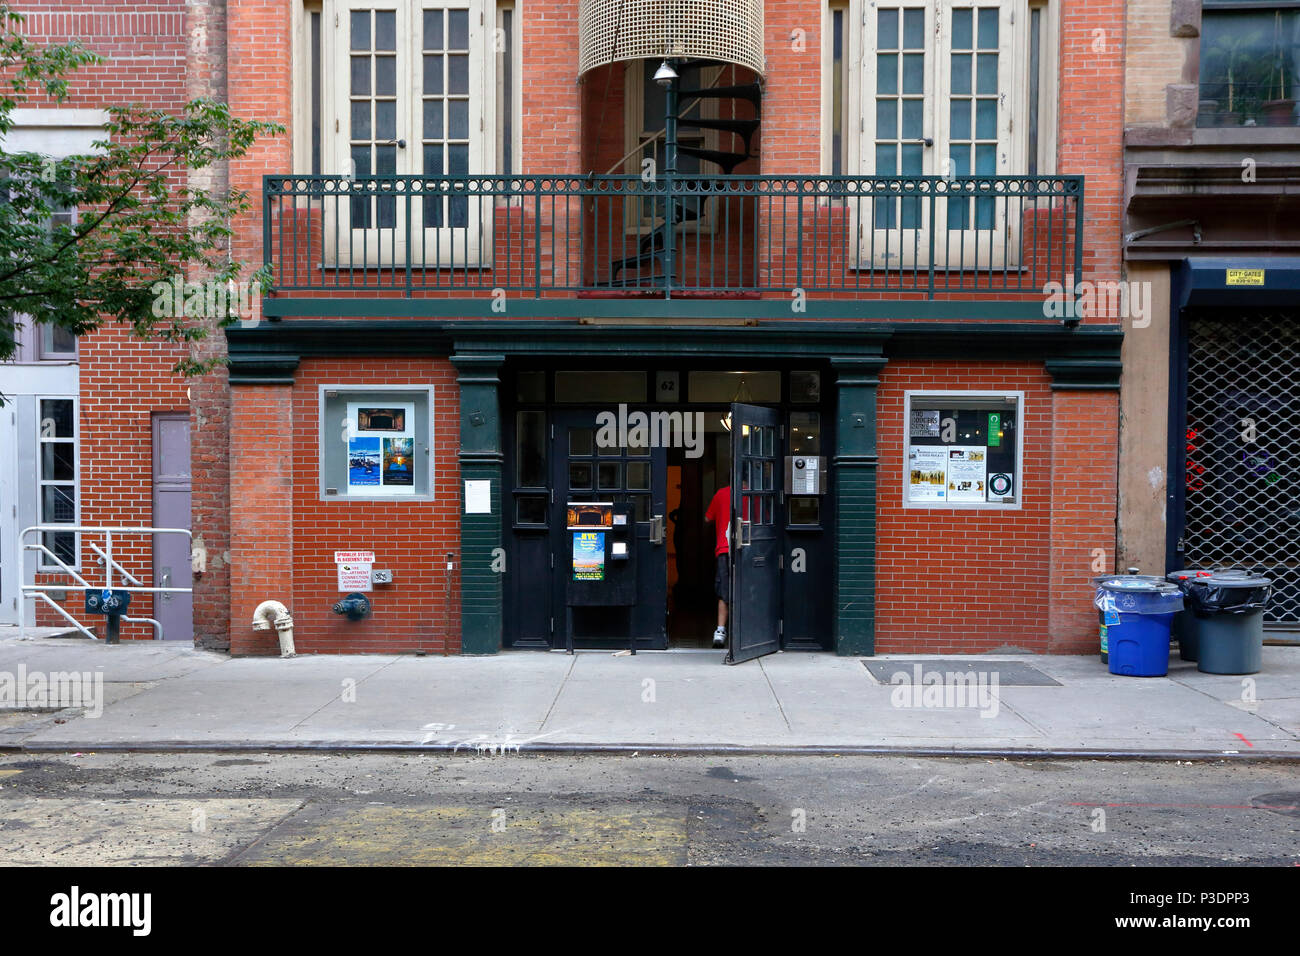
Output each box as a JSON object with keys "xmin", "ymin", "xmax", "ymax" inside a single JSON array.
[
  {"xmin": 1204, "ymin": 28, "xmax": 1264, "ymax": 126},
  {"xmin": 1262, "ymin": 12, "xmax": 1297, "ymax": 125}
]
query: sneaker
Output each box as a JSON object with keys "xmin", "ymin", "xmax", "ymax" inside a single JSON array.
[{"xmin": 712, "ymin": 626, "xmax": 727, "ymax": 648}]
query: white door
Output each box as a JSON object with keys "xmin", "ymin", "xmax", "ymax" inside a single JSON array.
[
  {"xmin": 856, "ymin": 0, "xmax": 1020, "ymax": 270},
  {"xmin": 325, "ymin": 0, "xmax": 491, "ymax": 269},
  {"xmin": 0, "ymin": 406, "xmax": 18, "ymax": 624}
]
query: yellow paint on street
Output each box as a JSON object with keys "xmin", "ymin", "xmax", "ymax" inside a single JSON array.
[
  {"xmin": 0, "ymin": 770, "xmax": 23, "ymax": 778},
  {"xmin": 240, "ymin": 804, "xmax": 688, "ymax": 866},
  {"xmin": 0, "ymin": 798, "xmax": 303, "ymax": 866}
]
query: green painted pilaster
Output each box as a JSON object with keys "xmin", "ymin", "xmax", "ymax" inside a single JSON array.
[
  {"xmin": 452, "ymin": 352, "xmax": 505, "ymax": 655},
  {"xmin": 832, "ymin": 355, "xmax": 888, "ymax": 656}
]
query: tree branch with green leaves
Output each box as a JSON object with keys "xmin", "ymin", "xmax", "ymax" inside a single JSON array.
[{"xmin": 0, "ymin": 3, "xmax": 283, "ymax": 377}]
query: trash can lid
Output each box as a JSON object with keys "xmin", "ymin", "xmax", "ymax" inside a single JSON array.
[
  {"xmin": 1094, "ymin": 576, "xmax": 1182, "ymax": 593},
  {"xmin": 1201, "ymin": 574, "xmax": 1271, "ymax": 588},
  {"xmin": 1165, "ymin": 569, "xmax": 1215, "ymax": 582}
]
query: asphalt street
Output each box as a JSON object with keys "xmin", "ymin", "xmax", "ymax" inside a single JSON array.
[{"xmin": 1, "ymin": 752, "xmax": 1296, "ymax": 866}]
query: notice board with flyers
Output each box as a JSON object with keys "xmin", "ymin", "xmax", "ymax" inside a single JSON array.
[{"xmin": 905, "ymin": 393, "xmax": 1021, "ymax": 507}]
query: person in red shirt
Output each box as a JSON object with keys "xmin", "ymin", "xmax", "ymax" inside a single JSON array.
[{"xmin": 704, "ymin": 483, "xmax": 749, "ymax": 648}]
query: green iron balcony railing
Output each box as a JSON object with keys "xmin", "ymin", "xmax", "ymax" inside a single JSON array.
[{"xmin": 263, "ymin": 173, "xmax": 1083, "ymax": 305}]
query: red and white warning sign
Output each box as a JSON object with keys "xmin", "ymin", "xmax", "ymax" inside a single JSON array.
[
  {"xmin": 335, "ymin": 551, "xmax": 374, "ymax": 592},
  {"xmin": 334, "ymin": 551, "xmax": 376, "ymax": 564}
]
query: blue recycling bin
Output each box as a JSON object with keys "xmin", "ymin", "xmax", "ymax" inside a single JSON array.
[{"xmin": 1094, "ymin": 576, "xmax": 1184, "ymax": 677}]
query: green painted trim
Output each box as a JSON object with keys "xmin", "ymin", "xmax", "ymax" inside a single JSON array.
[
  {"xmin": 226, "ymin": 321, "xmax": 1123, "ymax": 387},
  {"xmin": 452, "ymin": 352, "xmax": 505, "ymax": 655},
  {"xmin": 1044, "ymin": 357, "xmax": 1124, "ymax": 390},
  {"xmin": 226, "ymin": 353, "xmax": 301, "ymax": 385},
  {"xmin": 832, "ymin": 357, "xmax": 885, "ymax": 657},
  {"xmin": 263, "ymin": 296, "xmax": 1056, "ymax": 321}
]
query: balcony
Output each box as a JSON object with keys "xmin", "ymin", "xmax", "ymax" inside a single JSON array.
[{"xmin": 262, "ymin": 174, "xmax": 1083, "ymax": 320}]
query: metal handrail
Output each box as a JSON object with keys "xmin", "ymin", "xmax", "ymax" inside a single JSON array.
[
  {"xmin": 18, "ymin": 525, "xmax": 193, "ymax": 641},
  {"xmin": 263, "ymin": 173, "xmax": 1084, "ymax": 301}
]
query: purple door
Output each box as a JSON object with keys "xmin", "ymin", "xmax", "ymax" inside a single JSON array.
[{"xmin": 152, "ymin": 413, "xmax": 192, "ymax": 641}]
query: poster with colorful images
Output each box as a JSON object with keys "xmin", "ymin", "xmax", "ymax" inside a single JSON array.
[
  {"xmin": 566, "ymin": 501, "xmax": 614, "ymax": 530},
  {"xmin": 946, "ymin": 446, "xmax": 987, "ymax": 502},
  {"xmin": 382, "ymin": 437, "xmax": 414, "ymax": 486},
  {"xmin": 347, "ymin": 401, "xmax": 416, "ymax": 495},
  {"xmin": 572, "ymin": 531, "xmax": 605, "ymax": 581},
  {"xmin": 908, "ymin": 445, "xmax": 948, "ymax": 501},
  {"xmin": 357, "ymin": 407, "xmax": 406, "ymax": 431},
  {"xmin": 347, "ymin": 437, "xmax": 381, "ymax": 488}
]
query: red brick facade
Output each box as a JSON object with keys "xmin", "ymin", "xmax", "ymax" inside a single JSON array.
[
  {"xmin": 19, "ymin": 2, "xmax": 190, "ymax": 641},
  {"xmin": 876, "ymin": 361, "xmax": 1116, "ymax": 655},
  {"xmin": 19, "ymin": 0, "xmax": 1124, "ymax": 657},
  {"xmin": 229, "ymin": 358, "xmax": 461, "ymax": 656}
]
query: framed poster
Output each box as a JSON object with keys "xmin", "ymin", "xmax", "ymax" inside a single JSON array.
[{"xmin": 347, "ymin": 401, "xmax": 416, "ymax": 496}]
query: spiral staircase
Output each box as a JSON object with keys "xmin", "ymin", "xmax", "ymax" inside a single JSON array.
[{"xmin": 605, "ymin": 61, "xmax": 763, "ymax": 287}]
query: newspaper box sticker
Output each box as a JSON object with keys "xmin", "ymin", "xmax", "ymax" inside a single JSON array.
[{"xmin": 84, "ymin": 588, "xmax": 131, "ymax": 614}]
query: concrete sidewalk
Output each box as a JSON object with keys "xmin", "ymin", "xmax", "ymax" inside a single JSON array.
[{"xmin": 1, "ymin": 634, "xmax": 1298, "ymax": 758}]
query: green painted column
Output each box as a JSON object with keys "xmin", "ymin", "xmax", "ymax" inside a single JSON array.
[
  {"xmin": 452, "ymin": 352, "xmax": 505, "ymax": 655},
  {"xmin": 831, "ymin": 355, "xmax": 888, "ymax": 656}
]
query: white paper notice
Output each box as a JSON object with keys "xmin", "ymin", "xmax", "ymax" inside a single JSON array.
[
  {"xmin": 337, "ymin": 562, "xmax": 372, "ymax": 592},
  {"xmin": 908, "ymin": 446, "xmax": 948, "ymax": 501},
  {"xmin": 464, "ymin": 479, "xmax": 492, "ymax": 514},
  {"xmin": 946, "ymin": 446, "xmax": 988, "ymax": 502}
]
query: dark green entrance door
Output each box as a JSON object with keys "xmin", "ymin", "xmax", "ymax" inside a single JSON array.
[
  {"xmin": 552, "ymin": 410, "xmax": 668, "ymax": 649},
  {"xmin": 727, "ymin": 402, "xmax": 782, "ymax": 664}
]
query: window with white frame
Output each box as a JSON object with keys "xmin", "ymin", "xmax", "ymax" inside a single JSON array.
[
  {"xmin": 3, "ymin": 203, "xmax": 79, "ymax": 363},
  {"xmin": 825, "ymin": 0, "xmax": 1057, "ymax": 179},
  {"xmin": 37, "ymin": 397, "xmax": 78, "ymax": 565},
  {"xmin": 903, "ymin": 391, "xmax": 1022, "ymax": 508},
  {"xmin": 822, "ymin": 0, "xmax": 1058, "ymax": 262},
  {"xmin": 495, "ymin": 0, "xmax": 518, "ymax": 177},
  {"xmin": 303, "ymin": 0, "xmax": 507, "ymax": 265},
  {"xmin": 823, "ymin": 0, "xmax": 852, "ymax": 177},
  {"xmin": 319, "ymin": 386, "xmax": 435, "ymax": 500}
]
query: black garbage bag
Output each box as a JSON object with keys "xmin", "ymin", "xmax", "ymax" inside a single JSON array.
[{"xmin": 1185, "ymin": 576, "xmax": 1271, "ymax": 618}]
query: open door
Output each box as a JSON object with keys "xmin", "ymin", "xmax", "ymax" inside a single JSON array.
[{"xmin": 727, "ymin": 403, "xmax": 781, "ymax": 664}]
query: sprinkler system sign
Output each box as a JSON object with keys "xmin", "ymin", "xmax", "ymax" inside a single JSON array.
[{"xmin": 335, "ymin": 550, "xmax": 375, "ymax": 592}]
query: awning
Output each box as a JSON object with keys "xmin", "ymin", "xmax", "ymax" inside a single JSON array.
[
  {"xmin": 1177, "ymin": 257, "xmax": 1300, "ymax": 309},
  {"xmin": 577, "ymin": 0, "xmax": 765, "ymax": 77}
]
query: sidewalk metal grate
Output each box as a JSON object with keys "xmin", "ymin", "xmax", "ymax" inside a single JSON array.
[
  {"xmin": 862, "ymin": 660, "xmax": 1060, "ymax": 686},
  {"xmin": 1184, "ymin": 313, "xmax": 1300, "ymax": 623}
]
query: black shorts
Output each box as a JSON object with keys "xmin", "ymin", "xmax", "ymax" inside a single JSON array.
[{"xmin": 714, "ymin": 554, "xmax": 730, "ymax": 602}]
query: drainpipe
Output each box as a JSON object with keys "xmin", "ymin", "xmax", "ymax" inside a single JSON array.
[{"xmin": 251, "ymin": 600, "xmax": 296, "ymax": 657}]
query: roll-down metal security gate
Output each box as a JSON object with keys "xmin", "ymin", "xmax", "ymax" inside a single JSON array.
[{"xmin": 1181, "ymin": 312, "xmax": 1300, "ymax": 625}]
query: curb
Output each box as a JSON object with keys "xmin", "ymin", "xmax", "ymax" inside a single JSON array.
[{"xmin": 5, "ymin": 741, "xmax": 1300, "ymax": 761}]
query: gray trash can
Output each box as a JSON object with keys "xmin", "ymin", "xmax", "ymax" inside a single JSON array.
[
  {"xmin": 1184, "ymin": 574, "xmax": 1271, "ymax": 675},
  {"xmin": 1166, "ymin": 569, "xmax": 1247, "ymax": 661}
]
